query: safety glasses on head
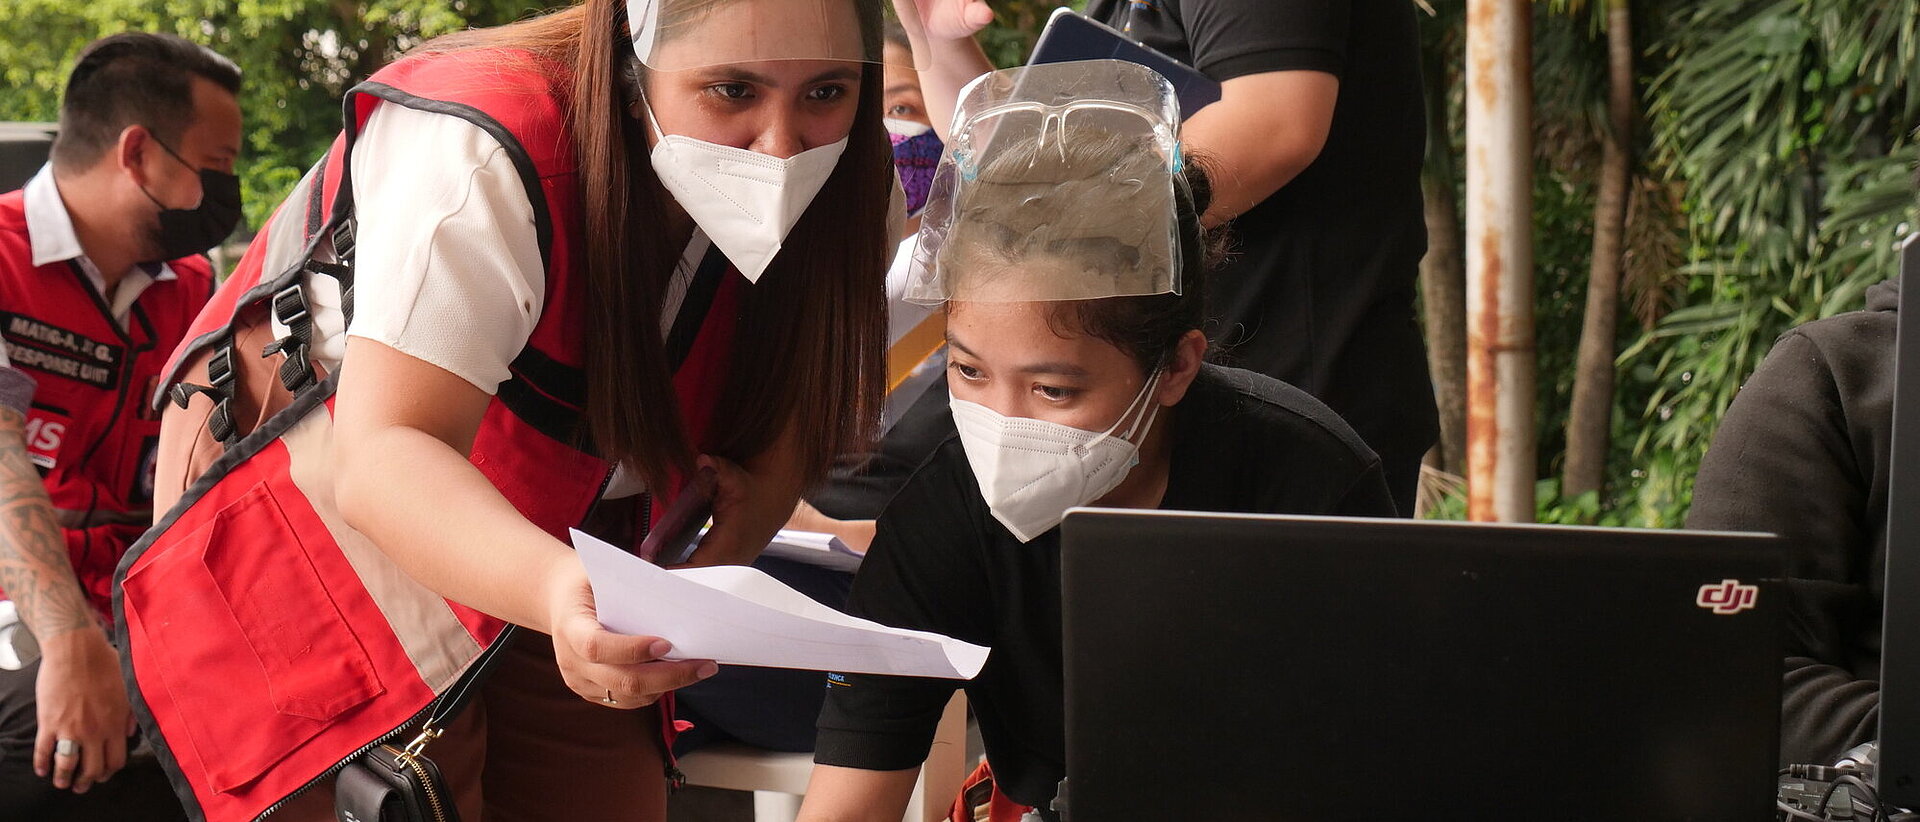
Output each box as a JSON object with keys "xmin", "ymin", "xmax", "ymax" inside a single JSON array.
[
  {"xmin": 627, "ymin": 0, "xmax": 932, "ymax": 71},
  {"xmin": 903, "ymin": 59, "xmax": 1184, "ymax": 305}
]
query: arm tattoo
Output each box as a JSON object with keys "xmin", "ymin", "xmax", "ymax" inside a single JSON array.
[{"xmin": 0, "ymin": 408, "xmax": 94, "ymax": 639}]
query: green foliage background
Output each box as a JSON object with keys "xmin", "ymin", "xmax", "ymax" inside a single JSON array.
[
  {"xmin": 1418, "ymin": 0, "xmax": 1918, "ymax": 526},
  {"xmin": 1625, "ymin": 0, "xmax": 1920, "ymax": 524},
  {"xmin": 0, "ymin": 0, "xmax": 567, "ymax": 228}
]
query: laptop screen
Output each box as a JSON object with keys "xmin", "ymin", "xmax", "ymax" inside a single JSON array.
[
  {"xmin": 1877, "ymin": 234, "xmax": 1920, "ymax": 806},
  {"xmin": 1060, "ymin": 511, "xmax": 1783, "ymax": 821}
]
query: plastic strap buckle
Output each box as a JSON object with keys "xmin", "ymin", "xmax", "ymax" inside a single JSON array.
[
  {"xmin": 206, "ymin": 395, "xmax": 236, "ymax": 444},
  {"xmin": 331, "ymin": 217, "xmax": 356, "ymax": 261},
  {"xmin": 272, "ymin": 283, "xmax": 311, "ymax": 341},
  {"xmin": 168, "ymin": 383, "xmax": 237, "ymax": 444},
  {"xmin": 204, "ymin": 344, "xmax": 235, "ymax": 390},
  {"xmin": 276, "ymin": 342, "xmax": 317, "ymax": 392},
  {"xmin": 168, "ymin": 334, "xmax": 243, "ymax": 445}
]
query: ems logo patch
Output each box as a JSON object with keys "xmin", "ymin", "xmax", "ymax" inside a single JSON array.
[{"xmin": 23, "ymin": 407, "xmax": 69, "ymax": 470}]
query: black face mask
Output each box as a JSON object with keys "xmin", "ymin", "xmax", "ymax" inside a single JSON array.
[{"xmin": 137, "ymin": 134, "xmax": 242, "ymax": 262}]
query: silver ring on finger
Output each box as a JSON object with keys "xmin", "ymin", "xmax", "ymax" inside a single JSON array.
[{"xmin": 54, "ymin": 738, "xmax": 78, "ymax": 757}]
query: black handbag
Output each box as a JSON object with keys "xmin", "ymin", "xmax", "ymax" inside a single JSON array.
[{"xmin": 334, "ymin": 626, "xmax": 519, "ymax": 822}]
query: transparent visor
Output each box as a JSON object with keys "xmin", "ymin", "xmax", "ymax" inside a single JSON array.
[
  {"xmin": 904, "ymin": 60, "xmax": 1184, "ymax": 305},
  {"xmin": 628, "ymin": 0, "xmax": 931, "ymax": 71}
]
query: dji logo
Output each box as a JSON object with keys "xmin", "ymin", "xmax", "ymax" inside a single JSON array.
[{"xmin": 1696, "ymin": 579, "xmax": 1759, "ymax": 614}]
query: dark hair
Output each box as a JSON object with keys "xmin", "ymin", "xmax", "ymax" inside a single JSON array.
[
  {"xmin": 423, "ymin": 0, "xmax": 889, "ymax": 493},
  {"xmin": 1050, "ymin": 160, "xmax": 1221, "ymax": 374},
  {"xmin": 882, "ymin": 19, "xmax": 912, "ymax": 52},
  {"xmin": 52, "ymin": 32, "xmax": 241, "ymax": 171},
  {"xmin": 942, "ymin": 125, "xmax": 1225, "ymax": 375}
]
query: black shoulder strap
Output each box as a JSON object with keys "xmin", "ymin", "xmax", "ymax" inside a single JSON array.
[
  {"xmin": 384, "ymin": 624, "xmax": 520, "ymax": 762},
  {"xmin": 423, "ymin": 624, "xmax": 519, "ymax": 729}
]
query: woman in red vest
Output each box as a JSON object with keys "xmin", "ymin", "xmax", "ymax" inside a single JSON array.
[
  {"xmin": 327, "ymin": 3, "xmax": 905, "ymax": 818},
  {"xmin": 122, "ymin": 1, "xmax": 966, "ymax": 820}
]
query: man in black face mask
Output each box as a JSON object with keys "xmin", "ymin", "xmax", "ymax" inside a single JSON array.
[{"xmin": 0, "ymin": 32, "xmax": 237, "ymax": 820}]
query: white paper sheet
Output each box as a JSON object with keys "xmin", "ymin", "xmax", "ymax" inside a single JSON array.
[
  {"xmin": 760, "ymin": 529, "xmax": 864, "ymax": 573},
  {"xmin": 574, "ymin": 529, "xmax": 988, "ymax": 679}
]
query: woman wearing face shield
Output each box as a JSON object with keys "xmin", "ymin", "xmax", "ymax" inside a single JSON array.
[
  {"xmin": 796, "ymin": 63, "xmax": 1396, "ymax": 822},
  {"xmin": 120, "ymin": 1, "xmax": 937, "ymax": 820}
]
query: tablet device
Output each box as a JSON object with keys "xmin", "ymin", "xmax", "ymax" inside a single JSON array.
[{"xmin": 1027, "ymin": 7, "xmax": 1221, "ymax": 119}]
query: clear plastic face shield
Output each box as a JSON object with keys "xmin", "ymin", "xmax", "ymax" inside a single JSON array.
[
  {"xmin": 903, "ymin": 59, "xmax": 1183, "ymax": 305},
  {"xmin": 628, "ymin": 0, "xmax": 932, "ymax": 71}
]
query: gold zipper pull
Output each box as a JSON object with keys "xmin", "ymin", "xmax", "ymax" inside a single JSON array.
[{"xmin": 395, "ymin": 721, "xmax": 443, "ymax": 766}]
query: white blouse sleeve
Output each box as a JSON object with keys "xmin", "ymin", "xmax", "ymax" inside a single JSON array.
[{"xmin": 343, "ymin": 103, "xmax": 546, "ymax": 395}]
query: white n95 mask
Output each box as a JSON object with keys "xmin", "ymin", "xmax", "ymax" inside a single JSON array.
[
  {"xmin": 952, "ymin": 371, "xmax": 1164, "ymax": 543},
  {"xmin": 647, "ymin": 106, "xmax": 847, "ymax": 282}
]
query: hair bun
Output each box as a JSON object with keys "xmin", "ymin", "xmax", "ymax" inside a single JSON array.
[
  {"xmin": 1175, "ymin": 156, "xmax": 1228, "ymax": 271},
  {"xmin": 1180, "ymin": 160, "xmax": 1214, "ymax": 219}
]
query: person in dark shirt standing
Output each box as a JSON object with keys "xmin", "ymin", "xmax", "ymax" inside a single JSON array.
[
  {"xmin": 795, "ymin": 64, "xmax": 1395, "ymax": 822},
  {"xmin": 1087, "ymin": 0, "xmax": 1434, "ymax": 515},
  {"xmin": 1687, "ymin": 275, "xmax": 1901, "ymax": 767}
]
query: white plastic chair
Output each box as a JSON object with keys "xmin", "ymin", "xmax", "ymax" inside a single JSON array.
[{"xmin": 675, "ymin": 691, "xmax": 969, "ymax": 822}]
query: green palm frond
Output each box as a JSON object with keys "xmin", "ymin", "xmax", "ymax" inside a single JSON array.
[{"xmin": 1620, "ymin": 0, "xmax": 1920, "ymax": 523}]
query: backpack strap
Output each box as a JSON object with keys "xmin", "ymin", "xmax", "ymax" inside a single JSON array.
[
  {"xmin": 169, "ymin": 90, "xmax": 370, "ymax": 444},
  {"xmin": 256, "ymin": 92, "xmax": 363, "ymax": 398},
  {"xmin": 165, "ymin": 338, "xmax": 240, "ymax": 445}
]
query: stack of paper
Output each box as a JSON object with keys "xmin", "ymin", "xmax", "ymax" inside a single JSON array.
[{"xmin": 575, "ymin": 530, "xmax": 988, "ymax": 679}]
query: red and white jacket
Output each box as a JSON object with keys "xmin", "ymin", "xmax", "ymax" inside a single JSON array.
[
  {"xmin": 117, "ymin": 48, "xmax": 746, "ymax": 821},
  {"xmin": 0, "ymin": 186, "xmax": 213, "ymax": 620}
]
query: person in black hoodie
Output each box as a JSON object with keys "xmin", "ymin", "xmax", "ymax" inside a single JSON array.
[{"xmin": 1687, "ymin": 276, "xmax": 1899, "ymax": 766}]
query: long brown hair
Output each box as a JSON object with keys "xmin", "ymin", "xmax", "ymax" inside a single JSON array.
[{"xmin": 423, "ymin": 0, "xmax": 889, "ymax": 494}]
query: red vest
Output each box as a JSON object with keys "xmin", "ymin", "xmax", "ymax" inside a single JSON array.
[
  {"xmin": 117, "ymin": 49, "xmax": 744, "ymax": 821},
  {"xmin": 0, "ymin": 190, "xmax": 212, "ymax": 620}
]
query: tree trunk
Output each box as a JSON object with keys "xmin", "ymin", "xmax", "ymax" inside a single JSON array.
[
  {"xmin": 1563, "ymin": 0, "xmax": 1633, "ymax": 500},
  {"xmin": 1420, "ymin": 79, "xmax": 1468, "ymax": 478}
]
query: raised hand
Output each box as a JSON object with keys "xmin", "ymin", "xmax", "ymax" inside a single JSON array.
[{"xmin": 910, "ymin": 0, "xmax": 994, "ymax": 41}]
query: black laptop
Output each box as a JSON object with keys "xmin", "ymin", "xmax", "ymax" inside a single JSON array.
[
  {"xmin": 1875, "ymin": 233, "xmax": 1920, "ymax": 809},
  {"xmin": 1059, "ymin": 511, "xmax": 1784, "ymax": 821}
]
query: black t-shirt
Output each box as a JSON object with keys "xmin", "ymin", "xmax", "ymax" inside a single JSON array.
[
  {"xmin": 813, "ymin": 364, "xmax": 1395, "ymax": 809},
  {"xmin": 807, "ymin": 372, "xmax": 954, "ymax": 521},
  {"xmin": 1083, "ymin": 0, "xmax": 1435, "ymax": 510}
]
